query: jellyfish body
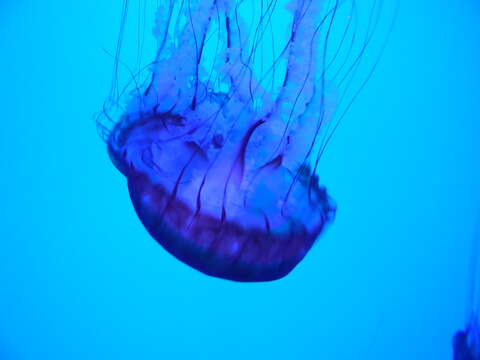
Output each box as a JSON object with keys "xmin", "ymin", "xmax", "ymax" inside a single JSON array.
[
  {"xmin": 100, "ymin": 0, "xmax": 383, "ymax": 281},
  {"xmin": 453, "ymin": 322, "xmax": 480, "ymax": 360},
  {"xmin": 453, "ymin": 222, "xmax": 480, "ymax": 359}
]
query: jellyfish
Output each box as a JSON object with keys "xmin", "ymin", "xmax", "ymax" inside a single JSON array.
[
  {"xmin": 98, "ymin": 0, "xmax": 388, "ymax": 282},
  {"xmin": 453, "ymin": 221, "xmax": 480, "ymax": 359}
]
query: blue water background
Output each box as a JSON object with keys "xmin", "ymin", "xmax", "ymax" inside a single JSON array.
[{"xmin": 0, "ymin": 1, "xmax": 479, "ymax": 359}]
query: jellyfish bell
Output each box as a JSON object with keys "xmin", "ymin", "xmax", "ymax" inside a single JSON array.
[
  {"xmin": 100, "ymin": 0, "xmax": 387, "ymax": 281},
  {"xmin": 453, "ymin": 220, "xmax": 480, "ymax": 359},
  {"xmin": 453, "ymin": 296, "xmax": 480, "ymax": 360},
  {"xmin": 453, "ymin": 321, "xmax": 480, "ymax": 360}
]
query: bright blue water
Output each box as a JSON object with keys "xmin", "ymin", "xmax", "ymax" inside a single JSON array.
[{"xmin": 0, "ymin": 1, "xmax": 479, "ymax": 359}]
